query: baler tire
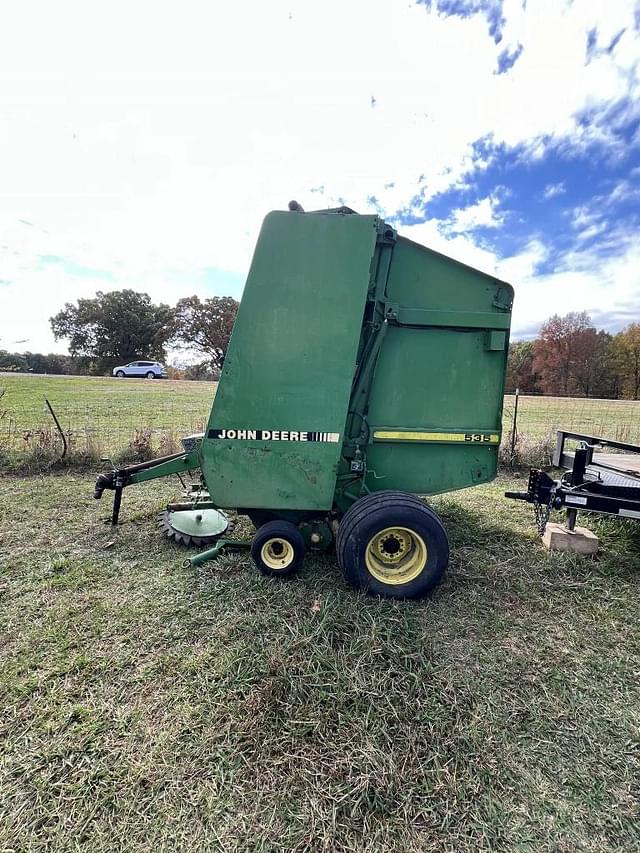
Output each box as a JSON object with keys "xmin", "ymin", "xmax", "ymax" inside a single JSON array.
[
  {"xmin": 336, "ymin": 491, "xmax": 449, "ymax": 599},
  {"xmin": 251, "ymin": 520, "xmax": 306, "ymax": 579},
  {"xmin": 247, "ymin": 510, "xmax": 276, "ymax": 529}
]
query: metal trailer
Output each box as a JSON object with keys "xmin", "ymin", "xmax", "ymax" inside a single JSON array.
[
  {"xmin": 95, "ymin": 205, "xmax": 514, "ymax": 599},
  {"xmin": 506, "ymin": 430, "xmax": 640, "ymax": 533}
]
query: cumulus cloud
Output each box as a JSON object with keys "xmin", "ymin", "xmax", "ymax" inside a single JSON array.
[
  {"xmin": 446, "ymin": 195, "xmax": 505, "ymax": 232},
  {"xmin": 0, "ymin": 0, "xmax": 639, "ymax": 351}
]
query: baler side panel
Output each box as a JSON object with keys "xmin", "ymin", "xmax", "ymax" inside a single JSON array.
[
  {"xmin": 202, "ymin": 211, "xmax": 379, "ymax": 511},
  {"xmin": 365, "ymin": 236, "xmax": 513, "ymax": 495}
]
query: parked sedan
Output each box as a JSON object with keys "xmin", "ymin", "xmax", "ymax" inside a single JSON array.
[{"xmin": 112, "ymin": 360, "xmax": 168, "ymax": 379}]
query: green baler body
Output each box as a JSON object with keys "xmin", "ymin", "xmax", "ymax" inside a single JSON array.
[{"xmin": 201, "ymin": 210, "xmax": 513, "ymax": 513}]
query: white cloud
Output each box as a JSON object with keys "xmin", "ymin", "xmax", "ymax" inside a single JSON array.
[
  {"xmin": 543, "ymin": 182, "xmax": 566, "ymax": 199},
  {"xmin": 446, "ymin": 194, "xmax": 504, "ymax": 232},
  {"xmin": 607, "ymin": 179, "xmax": 640, "ymax": 204},
  {"xmin": 568, "ymin": 176, "xmax": 640, "ymax": 243},
  {"xmin": 572, "ymin": 205, "xmax": 602, "ymax": 230},
  {"xmin": 497, "ymin": 240, "xmax": 549, "ymax": 283},
  {"xmin": 400, "ymin": 218, "xmax": 499, "ymax": 273},
  {"xmin": 400, "ymin": 220, "xmax": 547, "ymax": 296},
  {"xmin": 511, "ymin": 239, "xmax": 640, "ymax": 338},
  {"xmin": 0, "ymin": 0, "xmax": 639, "ymax": 351},
  {"xmin": 576, "ymin": 222, "xmax": 608, "ymax": 242},
  {"xmin": 402, "ymin": 218, "xmax": 639, "ymax": 340}
]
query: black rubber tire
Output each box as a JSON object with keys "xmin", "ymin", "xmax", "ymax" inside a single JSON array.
[
  {"xmin": 336, "ymin": 490, "xmax": 449, "ymax": 599},
  {"xmin": 145, "ymin": 371, "xmax": 155, "ymax": 379},
  {"xmin": 251, "ymin": 520, "xmax": 306, "ymax": 578},
  {"xmin": 247, "ymin": 510, "xmax": 277, "ymax": 529},
  {"xmin": 115, "ymin": 370, "xmax": 125, "ymax": 377},
  {"xmin": 246, "ymin": 510, "xmax": 318, "ymax": 529}
]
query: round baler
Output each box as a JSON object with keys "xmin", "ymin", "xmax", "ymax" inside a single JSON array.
[{"xmin": 94, "ymin": 205, "xmax": 513, "ymax": 599}]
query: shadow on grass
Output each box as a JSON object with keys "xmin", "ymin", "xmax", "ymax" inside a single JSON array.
[
  {"xmin": 172, "ymin": 495, "xmax": 640, "ymax": 634},
  {"xmin": 184, "ymin": 503, "xmax": 529, "ymax": 628},
  {"xmin": 436, "ymin": 499, "xmax": 532, "ymax": 551},
  {"xmin": 440, "ymin": 496, "xmax": 640, "ymax": 574}
]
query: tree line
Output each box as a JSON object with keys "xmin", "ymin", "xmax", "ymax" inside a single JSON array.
[
  {"xmin": 507, "ymin": 312, "xmax": 640, "ymax": 400},
  {"xmin": 1, "ymin": 290, "xmax": 239, "ymax": 379},
  {"xmin": 3, "ymin": 294, "xmax": 638, "ymax": 400}
]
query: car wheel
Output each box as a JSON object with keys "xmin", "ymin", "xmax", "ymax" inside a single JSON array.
[
  {"xmin": 145, "ymin": 371, "xmax": 156, "ymax": 379},
  {"xmin": 115, "ymin": 370, "xmax": 125, "ymax": 377}
]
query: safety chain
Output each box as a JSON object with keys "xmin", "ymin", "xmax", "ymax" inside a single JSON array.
[{"xmin": 533, "ymin": 486, "xmax": 555, "ymax": 535}]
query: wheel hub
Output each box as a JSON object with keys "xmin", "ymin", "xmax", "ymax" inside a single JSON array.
[
  {"xmin": 365, "ymin": 526, "xmax": 428, "ymax": 585},
  {"xmin": 260, "ymin": 537, "xmax": 295, "ymax": 570},
  {"xmin": 376, "ymin": 531, "xmax": 408, "ymax": 563}
]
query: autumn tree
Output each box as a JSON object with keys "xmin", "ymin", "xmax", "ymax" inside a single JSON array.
[
  {"xmin": 505, "ymin": 340, "xmax": 539, "ymax": 392},
  {"xmin": 171, "ymin": 295, "xmax": 239, "ymax": 370},
  {"xmin": 611, "ymin": 323, "xmax": 640, "ymax": 400},
  {"xmin": 532, "ymin": 312, "xmax": 601, "ymax": 397},
  {"xmin": 51, "ymin": 290, "xmax": 173, "ymax": 373},
  {"xmin": 572, "ymin": 330, "xmax": 612, "ymax": 398}
]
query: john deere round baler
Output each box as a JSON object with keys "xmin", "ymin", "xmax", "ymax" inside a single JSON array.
[{"xmin": 95, "ymin": 204, "xmax": 513, "ymax": 598}]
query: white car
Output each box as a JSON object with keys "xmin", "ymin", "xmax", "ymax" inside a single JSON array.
[{"xmin": 112, "ymin": 360, "xmax": 168, "ymax": 379}]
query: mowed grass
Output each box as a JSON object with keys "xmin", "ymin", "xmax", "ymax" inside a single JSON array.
[
  {"xmin": 2, "ymin": 374, "xmax": 640, "ymax": 457},
  {"xmin": 1, "ymin": 472, "xmax": 639, "ymax": 851}
]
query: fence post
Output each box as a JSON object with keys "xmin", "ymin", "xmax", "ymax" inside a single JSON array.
[{"xmin": 510, "ymin": 387, "xmax": 520, "ymax": 467}]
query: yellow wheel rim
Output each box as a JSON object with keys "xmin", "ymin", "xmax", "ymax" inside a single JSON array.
[
  {"xmin": 261, "ymin": 537, "xmax": 295, "ymax": 571},
  {"xmin": 364, "ymin": 526, "xmax": 428, "ymax": 585}
]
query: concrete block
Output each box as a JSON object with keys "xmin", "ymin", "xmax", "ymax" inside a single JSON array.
[{"xmin": 542, "ymin": 522, "xmax": 599, "ymax": 555}]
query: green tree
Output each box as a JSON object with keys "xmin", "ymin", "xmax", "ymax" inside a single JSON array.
[
  {"xmin": 50, "ymin": 290, "xmax": 173, "ymax": 374},
  {"xmin": 184, "ymin": 360, "xmax": 220, "ymax": 381},
  {"xmin": 19, "ymin": 352, "xmax": 75, "ymax": 375},
  {"xmin": 171, "ymin": 295, "xmax": 239, "ymax": 370},
  {"xmin": 0, "ymin": 350, "xmax": 27, "ymax": 372},
  {"xmin": 505, "ymin": 340, "xmax": 539, "ymax": 393}
]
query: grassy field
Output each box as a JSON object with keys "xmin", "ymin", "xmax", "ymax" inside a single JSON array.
[
  {"xmin": 2, "ymin": 375, "xmax": 640, "ymax": 462},
  {"xmin": 0, "ymin": 374, "xmax": 216, "ymax": 458},
  {"xmin": 504, "ymin": 393, "xmax": 640, "ymax": 444},
  {"xmin": 1, "ymin": 473, "xmax": 639, "ymax": 851}
]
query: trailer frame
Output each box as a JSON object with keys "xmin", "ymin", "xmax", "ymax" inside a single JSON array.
[{"xmin": 506, "ymin": 430, "xmax": 640, "ymax": 530}]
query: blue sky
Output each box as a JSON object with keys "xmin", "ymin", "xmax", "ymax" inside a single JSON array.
[{"xmin": 1, "ymin": 0, "xmax": 639, "ymax": 353}]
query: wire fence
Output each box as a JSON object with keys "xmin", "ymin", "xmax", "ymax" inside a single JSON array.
[
  {"xmin": 2, "ymin": 389, "xmax": 639, "ymax": 459},
  {"xmin": 1, "ymin": 401, "xmax": 211, "ymax": 456},
  {"xmin": 503, "ymin": 392, "xmax": 640, "ymax": 445}
]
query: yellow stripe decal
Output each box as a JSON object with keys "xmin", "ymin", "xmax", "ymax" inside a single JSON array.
[{"xmin": 373, "ymin": 431, "xmax": 500, "ymax": 444}]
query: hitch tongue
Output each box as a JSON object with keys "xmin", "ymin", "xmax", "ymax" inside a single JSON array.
[
  {"xmin": 93, "ymin": 470, "xmax": 123, "ymax": 525},
  {"xmin": 505, "ymin": 468, "xmax": 558, "ymax": 535},
  {"xmin": 94, "ymin": 472, "xmax": 115, "ymax": 499},
  {"xmin": 504, "ymin": 490, "xmax": 532, "ymax": 501}
]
